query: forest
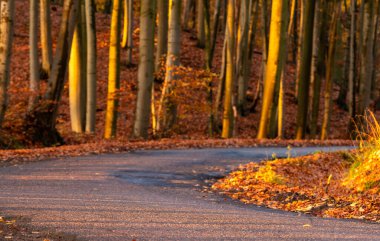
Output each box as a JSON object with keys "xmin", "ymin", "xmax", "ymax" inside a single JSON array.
[{"xmin": 0, "ymin": 0, "xmax": 378, "ymax": 147}]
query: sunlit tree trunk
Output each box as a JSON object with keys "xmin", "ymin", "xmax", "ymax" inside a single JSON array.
[
  {"xmin": 26, "ymin": 0, "xmax": 79, "ymax": 145},
  {"xmin": 40, "ymin": 0, "xmax": 53, "ymax": 78},
  {"xmin": 295, "ymin": 0, "xmax": 315, "ymax": 140},
  {"xmin": 221, "ymin": 0, "xmax": 235, "ymax": 138},
  {"xmin": 85, "ymin": 0, "xmax": 97, "ymax": 133},
  {"xmin": 29, "ymin": 0, "xmax": 40, "ymax": 112},
  {"xmin": 134, "ymin": 0, "xmax": 155, "ymax": 139},
  {"xmin": 196, "ymin": 0, "xmax": 205, "ymax": 48},
  {"xmin": 104, "ymin": 0, "xmax": 122, "ymax": 139},
  {"xmin": 321, "ymin": 1, "xmax": 341, "ymax": 140},
  {"xmin": 69, "ymin": 4, "xmax": 86, "ymax": 133},
  {"xmin": 155, "ymin": 0, "xmax": 168, "ymax": 73},
  {"xmin": 0, "ymin": 0, "xmax": 15, "ymax": 125},
  {"xmin": 257, "ymin": 0, "xmax": 288, "ymax": 139},
  {"xmin": 295, "ymin": 0, "xmax": 305, "ymax": 97},
  {"xmin": 158, "ymin": 0, "xmax": 181, "ymax": 133}
]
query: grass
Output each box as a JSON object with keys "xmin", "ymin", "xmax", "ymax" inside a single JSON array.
[{"xmin": 343, "ymin": 111, "xmax": 380, "ymax": 192}]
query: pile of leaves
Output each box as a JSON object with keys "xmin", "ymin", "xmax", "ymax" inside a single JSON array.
[
  {"xmin": 212, "ymin": 150, "xmax": 380, "ymax": 222},
  {"xmin": 0, "ymin": 215, "xmax": 77, "ymax": 241}
]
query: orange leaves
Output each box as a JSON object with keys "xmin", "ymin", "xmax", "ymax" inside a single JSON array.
[{"xmin": 212, "ymin": 151, "xmax": 380, "ymax": 222}]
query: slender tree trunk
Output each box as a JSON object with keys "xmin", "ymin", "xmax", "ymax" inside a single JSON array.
[
  {"xmin": 155, "ymin": 0, "xmax": 168, "ymax": 73},
  {"xmin": 40, "ymin": 0, "xmax": 53, "ymax": 78},
  {"xmin": 295, "ymin": 0, "xmax": 315, "ymax": 140},
  {"xmin": 104, "ymin": 0, "xmax": 122, "ymax": 139},
  {"xmin": 236, "ymin": 0, "xmax": 251, "ymax": 115},
  {"xmin": 157, "ymin": 0, "xmax": 181, "ymax": 133},
  {"xmin": 121, "ymin": 0, "xmax": 128, "ymax": 48},
  {"xmin": 69, "ymin": 6, "xmax": 86, "ymax": 133},
  {"xmin": 196, "ymin": 0, "xmax": 205, "ymax": 48},
  {"xmin": 358, "ymin": 0, "xmax": 375, "ymax": 117},
  {"xmin": 125, "ymin": 0, "xmax": 133, "ymax": 65},
  {"xmin": 182, "ymin": 0, "xmax": 193, "ymax": 31},
  {"xmin": 221, "ymin": 0, "xmax": 235, "ymax": 138},
  {"xmin": 348, "ymin": 0, "xmax": 356, "ymax": 125},
  {"xmin": 257, "ymin": 0, "xmax": 288, "ymax": 139},
  {"xmin": 309, "ymin": 0, "xmax": 326, "ymax": 138},
  {"xmin": 260, "ymin": 0, "xmax": 269, "ymax": 84},
  {"xmin": 29, "ymin": 0, "xmax": 40, "ymax": 112},
  {"xmin": 295, "ymin": 0, "xmax": 305, "ymax": 98},
  {"xmin": 321, "ymin": 1, "xmax": 341, "ymax": 140},
  {"xmin": 134, "ymin": 0, "xmax": 155, "ymax": 139},
  {"xmin": 0, "ymin": 0, "xmax": 15, "ymax": 125},
  {"xmin": 85, "ymin": 0, "xmax": 97, "ymax": 133},
  {"xmin": 208, "ymin": 0, "xmax": 222, "ymax": 69},
  {"xmin": 26, "ymin": 0, "xmax": 79, "ymax": 146}
]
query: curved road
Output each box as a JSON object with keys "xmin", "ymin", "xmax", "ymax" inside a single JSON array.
[{"xmin": 1, "ymin": 147, "xmax": 379, "ymax": 240}]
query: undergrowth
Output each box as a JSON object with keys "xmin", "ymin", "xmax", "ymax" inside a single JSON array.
[{"xmin": 344, "ymin": 111, "xmax": 380, "ymax": 192}]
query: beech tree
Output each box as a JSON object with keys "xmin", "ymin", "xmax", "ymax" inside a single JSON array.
[
  {"xmin": 26, "ymin": 0, "xmax": 79, "ymax": 145},
  {"xmin": 104, "ymin": 0, "xmax": 122, "ymax": 139},
  {"xmin": 134, "ymin": 0, "xmax": 155, "ymax": 139},
  {"xmin": 40, "ymin": 0, "xmax": 53, "ymax": 78},
  {"xmin": 221, "ymin": 0, "xmax": 235, "ymax": 138},
  {"xmin": 29, "ymin": 0, "xmax": 40, "ymax": 111},
  {"xmin": 157, "ymin": 0, "xmax": 181, "ymax": 133},
  {"xmin": 257, "ymin": 0, "xmax": 288, "ymax": 139},
  {"xmin": 0, "ymin": 0, "xmax": 15, "ymax": 125}
]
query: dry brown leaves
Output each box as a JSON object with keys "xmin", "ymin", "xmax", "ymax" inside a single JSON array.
[{"xmin": 212, "ymin": 151, "xmax": 380, "ymax": 222}]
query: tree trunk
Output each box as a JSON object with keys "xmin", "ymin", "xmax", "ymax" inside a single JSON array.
[
  {"xmin": 25, "ymin": 0, "xmax": 79, "ymax": 146},
  {"xmin": 157, "ymin": 0, "xmax": 181, "ymax": 133},
  {"xmin": 321, "ymin": 1, "xmax": 341, "ymax": 140},
  {"xmin": 125, "ymin": 0, "xmax": 133, "ymax": 65},
  {"xmin": 295, "ymin": 0, "xmax": 315, "ymax": 140},
  {"xmin": 40, "ymin": 0, "xmax": 53, "ymax": 78},
  {"xmin": 155, "ymin": 0, "xmax": 168, "ymax": 73},
  {"xmin": 182, "ymin": 0, "xmax": 194, "ymax": 31},
  {"xmin": 221, "ymin": 0, "xmax": 235, "ymax": 138},
  {"xmin": 257, "ymin": 0, "xmax": 288, "ymax": 139},
  {"xmin": 69, "ymin": 4, "xmax": 86, "ymax": 133},
  {"xmin": 196, "ymin": 0, "xmax": 205, "ymax": 48},
  {"xmin": 85, "ymin": 0, "xmax": 97, "ymax": 133},
  {"xmin": 309, "ymin": 0, "xmax": 327, "ymax": 138},
  {"xmin": 236, "ymin": 0, "xmax": 251, "ymax": 116},
  {"xmin": 208, "ymin": 0, "xmax": 222, "ymax": 69},
  {"xmin": 348, "ymin": 0, "xmax": 356, "ymax": 130},
  {"xmin": 0, "ymin": 0, "xmax": 15, "ymax": 125},
  {"xmin": 133, "ymin": 0, "xmax": 155, "ymax": 139},
  {"xmin": 104, "ymin": 0, "xmax": 122, "ymax": 139},
  {"xmin": 29, "ymin": 0, "xmax": 40, "ymax": 112},
  {"xmin": 358, "ymin": 0, "xmax": 375, "ymax": 117}
]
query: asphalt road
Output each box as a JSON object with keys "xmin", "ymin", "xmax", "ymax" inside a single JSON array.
[{"xmin": 1, "ymin": 146, "xmax": 380, "ymax": 240}]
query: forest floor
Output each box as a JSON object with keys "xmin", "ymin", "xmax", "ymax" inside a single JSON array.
[
  {"xmin": 212, "ymin": 150, "xmax": 380, "ymax": 223},
  {"xmin": 3, "ymin": 1, "xmax": 357, "ymax": 150}
]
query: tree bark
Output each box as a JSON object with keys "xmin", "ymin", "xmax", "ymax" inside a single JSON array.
[
  {"xmin": 29, "ymin": 0, "xmax": 40, "ymax": 112},
  {"xmin": 85, "ymin": 0, "xmax": 97, "ymax": 133},
  {"xmin": 295, "ymin": 0, "xmax": 315, "ymax": 139},
  {"xmin": 0, "ymin": 0, "xmax": 15, "ymax": 125},
  {"xmin": 40, "ymin": 0, "xmax": 53, "ymax": 78},
  {"xmin": 155, "ymin": 0, "xmax": 168, "ymax": 73},
  {"xmin": 257, "ymin": 0, "xmax": 288, "ymax": 139},
  {"xmin": 221, "ymin": 0, "xmax": 235, "ymax": 138},
  {"xmin": 196, "ymin": 0, "xmax": 205, "ymax": 48},
  {"xmin": 104, "ymin": 0, "xmax": 122, "ymax": 139},
  {"xmin": 157, "ymin": 0, "xmax": 181, "ymax": 133},
  {"xmin": 134, "ymin": 0, "xmax": 155, "ymax": 139}
]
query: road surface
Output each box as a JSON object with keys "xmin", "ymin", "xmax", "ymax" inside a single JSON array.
[{"xmin": 1, "ymin": 146, "xmax": 380, "ymax": 240}]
